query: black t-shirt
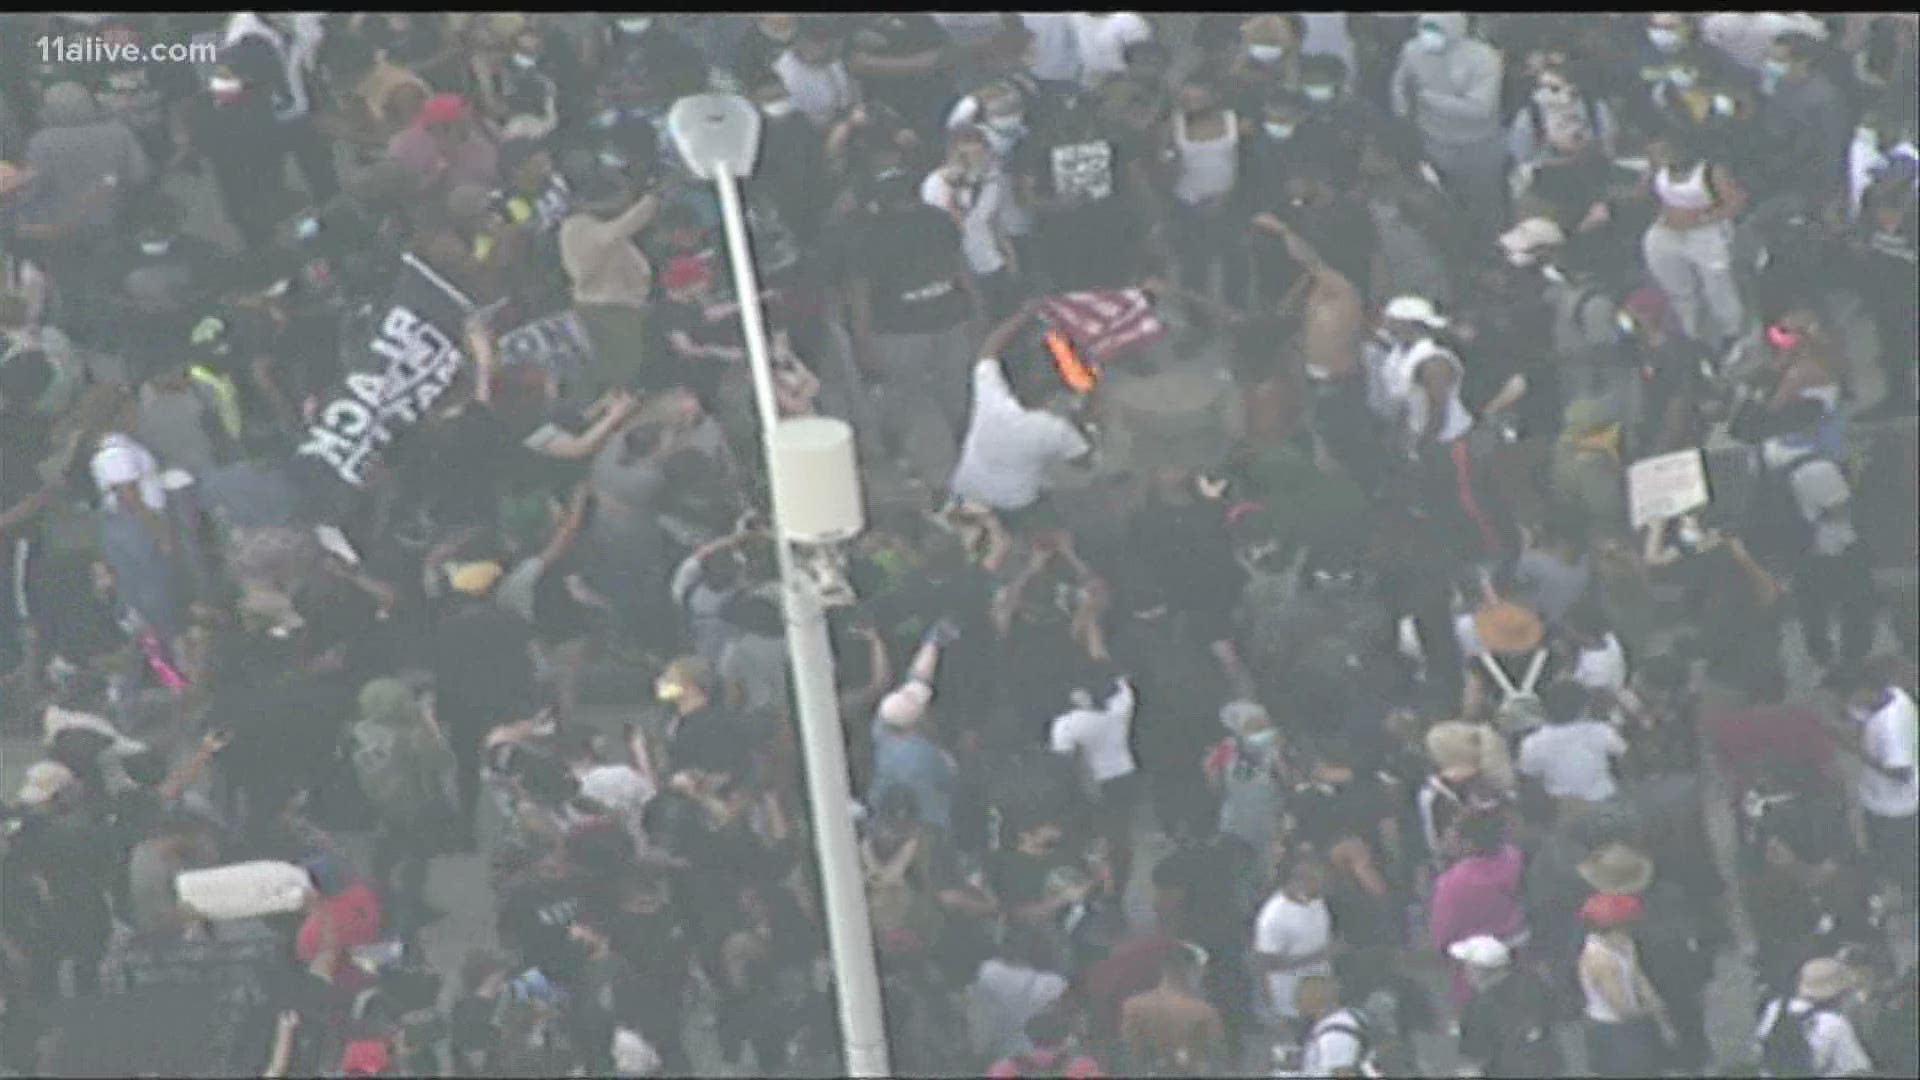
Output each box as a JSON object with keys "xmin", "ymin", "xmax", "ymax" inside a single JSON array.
[
  {"xmin": 0, "ymin": 406, "xmax": 49, "ymax": 518},
  {"xmin": 986, "ymin": 847, "xmax": 1068, "ymax": 913},
  {"xmin": 213, "ymin": 671, "xmax": 358, "ymax": 808},
  {"xmin": 1277, "ymin": 196, "xmax": 1378, "ymax": 309},
  {"xmin": 429, "ymin": 601, "xmax": 537, "ymax": 729},
  {"xmin": 1014, "ymin": 120, "xmax": 1141, "ymax": 289},
  {"xmin": 498, "ymin": 873, "xmax": 587, "ymax": 985},
  {"xmin": 857, "ymin": 204, "xmax": 971, "ymax": 335},
  {"xmin": 1128, "ymin": 497, "xmax": 1246, "ymax": 632},
  {"xmin": 402, "ymin": 405, "xmax": 517, "ymax": 529},
  {"xmin": 667, "ymin": 705, "xmax": 755, "ymax": 781},
  {"xmin": 849, "ymin": 14, "xmax": 954, "ymax": 136}
]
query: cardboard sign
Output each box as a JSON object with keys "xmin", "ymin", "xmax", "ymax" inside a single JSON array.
[{"xmin": 1627, "ymin": 448, "xmax": 1712, "ymax": 528}]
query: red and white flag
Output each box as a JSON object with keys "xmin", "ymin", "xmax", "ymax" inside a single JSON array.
[{"xmin": 1037, "ymin": 288, "xmax": 1167, "ymax": 366}]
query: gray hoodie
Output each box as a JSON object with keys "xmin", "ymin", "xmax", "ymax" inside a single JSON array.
[
  {"xmin": 1390, "ymin": 13, "xmax": 1505, "ymax": 148},
  {"xmin": 21, "ymin": 82, "xmax": 151, "ymax": 233}
]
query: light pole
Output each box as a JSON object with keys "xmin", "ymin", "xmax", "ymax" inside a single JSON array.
[{"xmin": 667, "ymin": 93, "xmax": 891, "ymax": 1077}]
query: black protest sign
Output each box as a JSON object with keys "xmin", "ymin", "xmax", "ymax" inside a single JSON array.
[{"xmin": 295, "ymin": 252, "xmax": 475, "ymax": 488}]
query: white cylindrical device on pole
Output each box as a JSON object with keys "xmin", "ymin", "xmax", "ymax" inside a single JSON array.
[
  {"xmin": 772, "ymin": 417, "xmax": 865, "ymax": 543},
  {"xmin": 676, "ymin": 91, "xmax": 891, "ymax": 1078}
]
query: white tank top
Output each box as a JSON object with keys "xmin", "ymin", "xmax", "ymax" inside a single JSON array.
[
  {"xmin": 1579, "ymin": 936, "xmax": 1644, "ymax": 1024},
  {"xmin": 1387, "ymin": 337, "xmax": 1474, "ymax": 445},
  {"xmin": 1654, "ymin": 161, "xmax": 1713, "ymax": 212},
  {"xmin": 1173, "ymin": 109, "xmax": 1238, "ymax": 206}
]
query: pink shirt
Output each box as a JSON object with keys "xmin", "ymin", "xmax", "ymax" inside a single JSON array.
[{"xmin": 1429, "ymin": 843, "xmax": 1527, "ymax": 1007}]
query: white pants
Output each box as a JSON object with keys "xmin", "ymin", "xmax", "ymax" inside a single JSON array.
[{"xmin": 1642, "ymin": 220, "xmax": 1747, "ymax": 346}]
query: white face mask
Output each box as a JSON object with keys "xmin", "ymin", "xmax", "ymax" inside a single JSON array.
[
  {"xmin": 1417, "ymin": 28, "xmax": 1449, "ymax": 54},
  {"xmin": 139, "ymin": 239, "xmax": 170, "ymax": 256},
  {"xmin": 209, "ymin": 75, "xmax": 243, "ymax": 96},
  {"xmin": 1247, "ymin": 44, "xmax": 1285, "ymax": 64},
  {"xmin": 987, "ymin": 113, "xmax": 1024, "ymax": 133},
  {"xmin": 616, "ymin": 17, "xmax": 652, "ymax": 35},
  {"xmin": 761, "ymin": 99, "xmax": 795, "ymax": 119},
  {"xmin": 1303, "ymin": 84, "xmax": 1336, "ymax": 104},
  {"xmin": 1264, "ymin": 121, "xmax": 1295, "ymax": 140},
  {"xmin": 1534, "ymin": 86, "xmax": 1573, "ymax": 108},
  {"xmin": 1648, "ymin": 27, "xmax": 1683, "ymax": 54},
  {"xmin": 511, "ymin": 53, "xmax": 538, "ymax": 70}
]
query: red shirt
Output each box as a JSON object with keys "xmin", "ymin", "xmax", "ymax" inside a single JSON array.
[
  {"xmin": 295, "ymin": 882, "xmax": 384, "ymax": 963},
  {"xmin": 1700, "ymin": 702, "xmax": 1834, "ymax": 793}
]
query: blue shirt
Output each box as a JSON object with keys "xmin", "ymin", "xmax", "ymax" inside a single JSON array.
[{"xmin": 870, "ymin": 721, "xmax": 956, "ymax": 831}]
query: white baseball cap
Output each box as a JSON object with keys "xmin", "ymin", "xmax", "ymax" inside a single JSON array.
[
  {"xmin": 1447, "ymin": 935, "xmax": 1512, "ymax": 969},
  {"xmin": 1383, "ymin": 295, "xmax": 1449, "ymax": 329}
]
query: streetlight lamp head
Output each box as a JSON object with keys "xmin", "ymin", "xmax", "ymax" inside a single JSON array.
[{"xmin": 668, "ymin": 93, "xmax": 762, "ymax": 181}]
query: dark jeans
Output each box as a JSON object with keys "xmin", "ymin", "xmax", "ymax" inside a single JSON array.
[
  {"xmin": 372, "ymin": 820, "xmax": 437, "ymax": 944},
  {"xmin": 1170, "ymin": 200, "xmax": 1249, "ymax": 311},
  {"xmin": 1793, "ymin": 547, "xmax": 1878, "ymax": 668},
  {"xmin": 1584, "ymin": 1016, "xmax": 1667, "ymax": 1079},
  {"xmin": 278, "ymin": 114, "xmax": 339, "ymax": 203},
  {"xmin": 1864, "ymin": 811, "xmax": 1920, "ymax": 898}
]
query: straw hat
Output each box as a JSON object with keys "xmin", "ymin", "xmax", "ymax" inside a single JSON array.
[
  {"xmin": 448, "ymin": 561, "xmax": 504, "ymax": 597},
  {"xmin": 16, "ymin": 760, "xmax": 76, "ymax": 807},
  {"xmin": 1425, "ymin": 720, "xmax": 1485, "ymax": 776},
  {"xmin": 1796, "ymin": 957, "xmax": 1856, "ymax": 1002},
  {"xmin": 1578, "ymin": 842, "xmax": 1654, "ymax": 895},
  {"xmin": 1472, "ymin": 601, "xmax": 1543, "ymax": 655}
]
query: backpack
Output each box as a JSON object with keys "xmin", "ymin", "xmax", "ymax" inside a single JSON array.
[
  {"xmin": 1760, "ymin": 999, "xmax": 1829, "ymax": 1078},
  {"xmin": 1742, "ymin": 453, "xmax": 1829, "ymax": 572},
  {"xmin": 349, "ymin": 720, "xmax": 449, "ymax": 827},
  {"xmin": 861, "ymin": 835, "xmax": 943, "ymax": 954},
  {"xmin": 1482, "ymin": 649, "xmax": 1550, "ymax": 736},
  {"xmin": 1312, "ymin": 1011, "xmax": 1386, "ymax": 1078}
]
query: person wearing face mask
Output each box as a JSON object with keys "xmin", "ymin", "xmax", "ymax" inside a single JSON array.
[
  {"xmin": 923, "ymin": 128, "xmax": 1020, "ymax": 320},
  {"xmin": 774, "ymin": 19, "xmax": 859, "ymax": 130},
  {"xmin": 1848, "ymin": 171, "xmax": 1918, "ymax": 421},
  {"xmin": 179, "ymin": 60, "xmax": 287, "ymax": 253},
  {"xmin": 224, "ymin": 13, "xmax": 338, "ymax": 205},
  {"xmin": 743, "ymin": 70, "xmax": 831, "ymax": 249},
  {"xmin": 1624, "ymin": 13, "xmax": 1752, "ymax": 131},
  {"xmin": 1754, "ymin": 31, "xmax": 1852, "ymax": 209},
  {"xmin": 1507, "ymin": 62, "xmax": 1617, "ymax": 208},
  {"xmin": 1391, "ymin": 13, "xmax": 1508, "ymax": 244},
  {"xmin": 1225, "ymin": 14, "xmax": 1304, "ymax": 117},
  {"xmin": 1162, "ymin": 77, "xmax": 1249, "ymax": 316},
  {"xmin": 1294, "ymin": 53, "xmax": 1392, "ymax": 170}
]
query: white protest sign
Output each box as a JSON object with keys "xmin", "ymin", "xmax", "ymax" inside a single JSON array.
[{"xmin": 1627, "ymin": 448, "xmax": 1711, "ymax": 528}]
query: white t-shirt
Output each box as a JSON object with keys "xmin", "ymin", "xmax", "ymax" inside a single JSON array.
[
  {"xmin": 91, "ymin": 432, "xmax": 167, "ymax": 513},
  {"xmin": 949, "ymin": 359, "xmax": 1091, "ymax": 511},
  {"xmin": 1572, "ymin": 633, "xmax": 1629, "ymax": 694},
  {"xmin": 773, "ymin": 50, "xmax": 857, "ymax": 127},
  {"xmin": 1855, "ymin": 688, "xmax": 1920, "ymax": 819},
  {"xmin": 1070, "ymin": 13, "xmax": 1151, "ymax": 85},
  {"xmin": 1022, "ymin": 13, "xmax": 1082, "ymax": 83},
  {"xmin": 1253, "ymin": 891, "xmax": 1333, "ymax": 1022},
  {"xmin": 1518, "ymin": 720, "xmax": 1628, "ymax": 802},
  {"xmin": 1755, "ymin": 997, "xmax": 1875, "ymax": 1078},
  {"xmin": 1301, "ymin": 1008, "xmax": 1367, "ymax": 1077},
  {"xmin": 922, "ymin": 168, "xmax": 1008, "ymax": 276},
  {"xmin": 1048, "ymin": 680, "xmax": 1138, "ymax": 783}
]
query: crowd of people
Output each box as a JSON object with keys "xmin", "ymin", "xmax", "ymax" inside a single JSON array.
[{"xmin": 0, "ymin": 10, "xmax": 1917, "ymax": 1078}]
